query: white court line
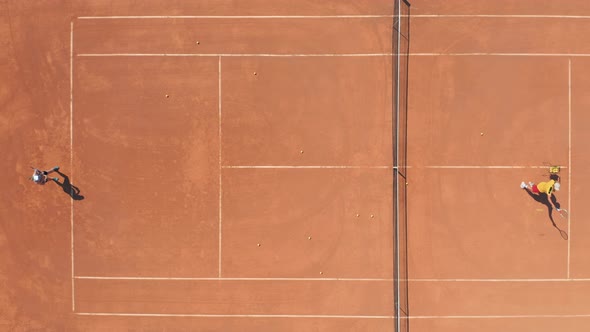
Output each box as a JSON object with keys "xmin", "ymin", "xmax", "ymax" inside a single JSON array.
[
  {"xmin": 411, "ymin": 14, "xmax": 590, "ymax": 19},
  {"xmin": 75, "ymin": 312, "xmax": 393, "ymax": 319},
  {"xmin": 70, "ymin": 20, "xmax": 75, "ymax": 312},
  {"xmin": 222, "ymin": 166, "xmax": 393, "ymax": 169},
  {"xmin": 406, "ymin": 314, "xmax": 590, "ymax": 319},
  {"xmin": 409, "ymin": 53, "xmax": 590, "ymax": 57},
  {"xmin": 423, "ymin": 165, "xmax": 565, "ymax": 169},
  {"xmin": 76, "ymin": 53, "xmax": 394, "ymax": 57},
  {"xmin": 74, "ymin": 276, "xmax": 392, "ymax": 281},
  {"xmin": 222, "ymin": 166, "xmax": 559, "ymax": 169},
  {"xmin": 218, "ymin": 56, "xmax": 222, "ymax": 278},
  {"xmin": 77, "ymin": 15, "xmax": 394, "ymax": 19},
  {"xmin": 406, "ymin": 278, "xmax": 590, "ymax": 282},
  {"xmin": 75, "ymin": 276, "xmax": 590, "ymax": 282},
  {"xmin": 77, "ymin": 14, "xmax": 590, "ymax": 19},
  {"xmin": 568, "ymin": 58, "xmax": 572, "ymax": 279},
  {"xmin": 77, "ymin": 53, "xmax": 590, "ymax": 58}
]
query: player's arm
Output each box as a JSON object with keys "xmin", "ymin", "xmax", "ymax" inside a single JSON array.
[{"xmin": 547, "ymin": 191, "xmax": 560, "ymax": 211}]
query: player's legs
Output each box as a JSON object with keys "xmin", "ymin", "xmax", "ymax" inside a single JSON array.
[{"xmin": 521, "ymin": 181, "xmax": 537, "ymax": 191}]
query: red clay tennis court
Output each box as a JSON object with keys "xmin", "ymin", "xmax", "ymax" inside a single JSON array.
[{"xmin": 3, "ymin": 1, "xmax": 590, "ymax": 331}]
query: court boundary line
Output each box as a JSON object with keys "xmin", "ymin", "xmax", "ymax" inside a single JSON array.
[
  {"xmin": 422, "ymin": 165, "xmax": 564, "ymax": 169},
  {"xmin": 218, "ymin": 56, "xmax": 222, "ymax": 278},
  {"xmin": 70, "ymin": 20, "xmax": 75, "ymax": 312},
  {"xmin": 222, "ymin": 166, "xmax": 393, "ymax": 169},
  {"xmin": 393, "ymin": 2, "xmax": 402, "ymax": 331},
  {"xmin": 409, "ymin": 53, "xmax": 590, "ymax": 57},
  {"xmin": 77, "ymin": 53, "xmax": 590, "ymax": 57},
  {"xmin": 221, "ymin": 165, "xmax": 565, "ymax": 169},
  {"xmin": 75, "ymin": 312, "xmax": 394, "ymax": 319},
  {"xmin": 74, "ymin": 276, "xmax": 393, "ymax": 281},
  {"xmin": 77, "ymin": 15, "xmax": 394, "ymax": 19},
  {"xmin": 72, "ymin": 312, "xmax": 590, "ymax": 319},
  {"xmin": 74, "ymin": 276, "xmax": 590, "ymax": 282},
  {"xmin": 406, "ymin": 278, "xmax": 590, "ymax": 282},
  {"xmin": 411, "ymin": 14, "xmax": 590, "ymax": 19},
  {"xmin": 406, "ymin": 314, "xmax": 590, "ymax": 319},
  {"xmin": 69, "ymin": 20, "xmax": 578, "ymax": 318},
  {"xmin": 568, "ymin": 58, "xmax": 572, "ymax": 278},
  {"xmin": 77, "ymin": 15, "xmax": 590, "ymax": 20},
  {"xmin": 77, "ymin": 53, "xmax": 394, "ymax": 57}
]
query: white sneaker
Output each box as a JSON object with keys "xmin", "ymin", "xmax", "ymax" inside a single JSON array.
[
  {"xmin": 529, "ymin": 182, "xmax": 534, "ymax": 188},
  {"xmin": 520, "ymin": 181, "xmax": 527, "ymax": 189}
]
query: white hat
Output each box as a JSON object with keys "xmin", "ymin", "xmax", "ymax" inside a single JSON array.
[{"xmin": 554, "ymin": 182, "xmax": 560, "ymax": 191}]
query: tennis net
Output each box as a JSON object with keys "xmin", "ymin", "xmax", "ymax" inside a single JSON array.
[{"xmin": 393, "ymin": 1, "xmax": 410, "ymax": 331}]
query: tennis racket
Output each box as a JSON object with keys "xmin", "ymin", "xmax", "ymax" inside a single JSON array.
[
  {"xmin": 552, "ymin": 224, "xmax": 568, "ymax": 240},
  {"xmin": 558, "ymin": 228, "xmax": 568, "ymax": 240},
  {"xmin": 558, "ymin": 209, "xmax": 569, "ymax": 219}
]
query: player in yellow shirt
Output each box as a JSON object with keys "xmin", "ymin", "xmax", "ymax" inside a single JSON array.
[{"xmin": 521, "ymin": 175, "xmax": 561, "ymax": 211}]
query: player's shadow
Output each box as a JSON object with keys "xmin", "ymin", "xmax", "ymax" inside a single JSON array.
[
  {"xmin": 53, "ymin": 170, "xmax": 84, "ymax": 200},
  {"xmin": 523, "ymin": 188, "xmax": 560, "ymax": 227}
]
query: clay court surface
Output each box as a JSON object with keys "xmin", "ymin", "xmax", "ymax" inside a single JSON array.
[{"xmin": 3, "ymin": 0, "xmax": 590, "ymax": 331}]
